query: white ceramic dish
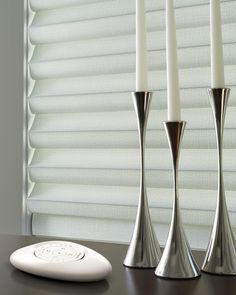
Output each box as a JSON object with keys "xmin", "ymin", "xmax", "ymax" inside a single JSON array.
[{"xmin": 10, "ymin": 240, "xmax": 112, "ymax": 282}]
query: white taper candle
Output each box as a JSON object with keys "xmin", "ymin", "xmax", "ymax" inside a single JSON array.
[
  {"xmin": 210, "ymin": 0, "xmax": 225, "ymax": 88},
  {"xmin": 166, "ymin": 0, "xmax": 181, "ymax": 121},
  {"xmin": 136, "ymin": 0, "xmax": 148, "ymax": 91}
]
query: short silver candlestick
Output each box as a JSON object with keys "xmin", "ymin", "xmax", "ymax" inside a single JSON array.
[
  {"xmin": 155, "ymin": 121, "xmax": 200, "ymax": 279},
  {"xmin": 123, "ymin": 92, "xmax": 161, "ymax": 268},
  {"xmin": 202, "ymin": 88, "xmax": 236, "ymax": 275}
]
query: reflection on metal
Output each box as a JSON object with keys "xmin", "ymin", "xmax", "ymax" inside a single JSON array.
[
  {"xmin": 155, "ymin": 121, "xmax": 200, "ymax": 279},
  {"xmin": 123, "ymin": 92, "xmax": 161, "ymax": 268},
  {"xmin": 202, "ymin": 88, "xmax": 236, "ymax": 275}
]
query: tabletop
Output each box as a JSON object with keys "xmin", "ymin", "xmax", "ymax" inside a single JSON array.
[{"xmin": 1, "ymin": 234, "xmax": 236, "ymax": 295}]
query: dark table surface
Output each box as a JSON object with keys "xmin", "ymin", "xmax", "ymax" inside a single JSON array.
[{"xmin": 1, "ymin": 234, "xmax": 236, "ymax": 295}]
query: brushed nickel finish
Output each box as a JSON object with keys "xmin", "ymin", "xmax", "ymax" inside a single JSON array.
[
  {"xmin": 155, "ymin": 121, "xmax": 201, "ymax": 279},
  {"xmin": 123, "ymin": 92, "xmax": 161, "ymax": 268},
  {"xmin": 202, "ymin": 88, "xmax": 236, "ymax": 275}
]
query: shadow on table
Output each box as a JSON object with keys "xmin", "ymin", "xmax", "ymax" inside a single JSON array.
[
  {"xmin": 124, "ymin": 267, "xmax": 200, "ymax": 295},
  {"xmin": 125, "ymin": 267, "xmax": 236, "ymax": 295},
  {"xmin": 10, "ymin": 268, "xmax": 109, "ymax": 295},
  {"xmin": 201, "ymin": 272, "xmax": 236, "ymax": 295}
]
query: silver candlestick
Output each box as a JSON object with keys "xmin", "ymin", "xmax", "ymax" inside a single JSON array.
[
  {"xmin": 202, "ymin": 88, "xmax": 236, "ymax": 275},
  {"xmin": 155, "ymin": 121, "xmax": 201, "ymax": 279},
  {"xmin": 123, "ymin": 92, "xmax": 161, "ymax": 268}
]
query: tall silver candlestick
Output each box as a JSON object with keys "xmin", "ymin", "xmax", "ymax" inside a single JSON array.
[
  {"xmin": 123, "ymin": 92, "xmax": 161, "ymax": 268},
  {"xmin": 155, "ymin": 121, "xmax": 200, "ymax": 279},
  {"xmin": 202, "ymin": 88, "xmax": 236, "ymax": 275}
]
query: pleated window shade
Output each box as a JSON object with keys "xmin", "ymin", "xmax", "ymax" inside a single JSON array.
[{"xmin": 27, "ymin": 0, "xmax": 236, "ymax": 249}]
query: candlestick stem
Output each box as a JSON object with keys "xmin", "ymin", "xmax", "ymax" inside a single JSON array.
[
  {"xmin": 155, "ymin": 121, "xmax": 200, "ymax": 279},
  {"xmin": 123, "ymin": 92, "xmax": 161, "ymax": 268},
  {"xmin": 202, "ymin": 88, "xmax": 236, "ymax": 275}
]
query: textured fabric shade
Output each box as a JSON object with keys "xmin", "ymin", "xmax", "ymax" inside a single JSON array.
[{"xmin": 27, "ymin": 0, "xmax": 236, "ymax": 249}]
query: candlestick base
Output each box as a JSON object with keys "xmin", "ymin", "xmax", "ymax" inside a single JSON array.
[
  {"xmin": 123, "ymin": 92, "xmax": 161, "ymax": 268},
  {"xmin": 202, "ymin": 88, "xmax": 236, "ymax": 275},
  {"xmin": 155, "ymin": 121, "xmax": 200, "ymax": 279}
]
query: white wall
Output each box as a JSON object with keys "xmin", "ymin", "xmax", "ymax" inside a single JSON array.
[{"xmin": 0, "ymin": 0, "xmax": 24, "ymax": 234}]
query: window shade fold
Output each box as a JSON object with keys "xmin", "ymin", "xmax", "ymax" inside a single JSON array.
[
  {"xmin": 30, "ymin": 148, "xmax": 236, "ymax": 171},
  {"xmin": 30, "ymin": 0, "xmax": 228, "ymax": 13},
  {"xmin": 31, "ymin": 23, "xmax": 236, "ymax": 62},
  {"xmin": 29, "ymin": 43, "xmax": 236, "ymax": 80},
  {"xmin": 31, "ymin": 65, "xmax": 236, "ymax": 96},
  {"xmin": 29, "ymin": 129, "xmax": 236, "ymax": 149},
  {"xmin": 29, "ymin": 86, "xmax": 236, "ymax": 114},
  {"xmin": 27, "ymin": 198, "xmax": 236, "ymax": 227},
  {"xmin": 28, "ymin": 184, "xmax": 236, "ymax": 213},
  {"xmin": 30, "ymin": 107, "xmax": 236, "ymax": 131},
  {"xmin": 28, "ymin": 168, "xmax": 236, "ymax": 191},
  {"xmin": 32, "ymin": 214, "xmax": 231, "ymax": 249},
  {"xmin": 27, "ymin": 0, "xmax": 236, "ymax": 249},
  {"xmin": 30, "ymin": 0, "xmax": 103, "ymax": 12},
  {"xmin": 29, "ymin": 1, "xmax": 236, "ymax": 45}
]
